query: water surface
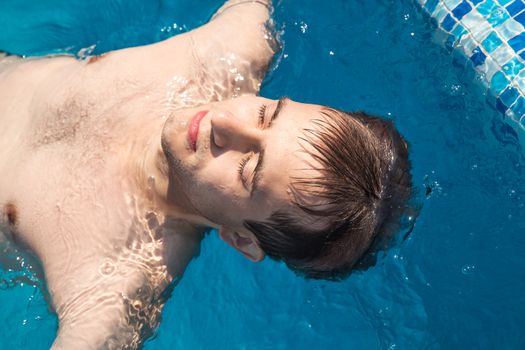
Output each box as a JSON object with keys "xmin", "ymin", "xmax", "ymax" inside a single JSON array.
[{"xmin": 0, "ymin": 0, "xmax": 524, "ymax": 349}]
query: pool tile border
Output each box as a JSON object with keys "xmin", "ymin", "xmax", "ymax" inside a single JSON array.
[{"xmin": 417, "ymin": 0, "xmax": 525, "ymax": 148}]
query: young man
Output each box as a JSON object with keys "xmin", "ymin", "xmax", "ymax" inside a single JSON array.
[{"xmin": 0, "ymin": 0, "xmax": 411, "ymax": 348}]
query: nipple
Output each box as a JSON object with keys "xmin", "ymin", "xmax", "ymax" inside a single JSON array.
[
  {"xmin": 87, "ymin": 53, "xmax": 106, "ymax": 64},
  {"xmin": 4, "ymin": 202, "xmax": 17, "ymax": 226}
]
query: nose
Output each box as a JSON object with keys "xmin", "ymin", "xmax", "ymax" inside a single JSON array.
[{"xmin": 210, "ymin": 111, "xmax": 263, "ymax": 151}]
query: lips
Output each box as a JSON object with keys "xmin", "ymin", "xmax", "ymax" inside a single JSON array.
[{"xmin": 187, "ymin": 110, "xmax": 209, "ymax": 151}]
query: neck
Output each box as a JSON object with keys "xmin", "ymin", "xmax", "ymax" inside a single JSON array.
[{"xmin": 135, "ymin": 121, "xmax": 170, "ymax": 210}]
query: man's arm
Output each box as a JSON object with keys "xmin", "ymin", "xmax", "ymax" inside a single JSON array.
[
  {"xmin": 186, "ymin": 0, "xmax": 277, "ymax": 94},
  {"xmin": 205, "ymin": 0, "xmax": 275, "ymax": 64}
]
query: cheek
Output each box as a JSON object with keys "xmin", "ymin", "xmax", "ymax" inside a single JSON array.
[
  {"xmin": 197, "ymin": 169, "xmax": 243, "ymax": 204},
  {"xmin": 186, "ymin": 164, "xmax": 249, "ymax": 221},
  {"xmin": 190, "ymin": 188, "xmax": 244, "ymax": 227}
]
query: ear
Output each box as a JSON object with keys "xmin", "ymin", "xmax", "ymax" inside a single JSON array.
[{"xmin": 218, "ymin": 227, "xmax": 265, "ymax": 262}]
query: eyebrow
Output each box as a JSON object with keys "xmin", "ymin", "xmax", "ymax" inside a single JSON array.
[{"xmin": 251, "ymin": 97, "xmax": 288, "ymax": 197}]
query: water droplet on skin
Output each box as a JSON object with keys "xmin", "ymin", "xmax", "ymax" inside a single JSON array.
[
  {"xmin": 99, "ymin": 260, "xmax": 116, "ymax": 276},
  {"xmin": 175, "ymin": 120, "xmax": 188, "ymax": 128}
]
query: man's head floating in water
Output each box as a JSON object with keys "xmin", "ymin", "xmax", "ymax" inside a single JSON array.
[{"xmin": 161, "ymin": 96, "xmax": 412, "ymax": 279}]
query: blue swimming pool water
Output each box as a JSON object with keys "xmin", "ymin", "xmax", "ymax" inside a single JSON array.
[{"xmin": 1, "ymin": 0, "xmax": 524, "ymax": 349}]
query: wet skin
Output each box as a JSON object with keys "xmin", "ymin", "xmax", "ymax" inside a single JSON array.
[
  {"xmin": 161, "ymin": 96, "xmax": 325, "ymax": 238},
  {"xmin": 0, "ymin": 1, "xmax": 315, "ymax": 348}
]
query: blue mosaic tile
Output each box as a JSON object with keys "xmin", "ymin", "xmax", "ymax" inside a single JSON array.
[
  {"xmin": 442, "ymin": 14, "xmax": 457, "ymax": 31},
  {"xmin": 418, "ymin": 0, "xmax": 525, "ymax": 142},
  {"xmin": 477, "ymin": 0, "xmax": 497, "ymax": 17},
  {"xmin": 500, "ymin": 86, "xmax": 520, "ymax": 106},
  {"xmin": 506, "ymin": 0, "xmax": 525, "ymax": 16},
  {"xmin": 482, "ymin": 31, "xmax": 504, "ymax": 52},
  {"xmin": 514, "ymin": 10, "xmax": 525, "ymax": 26},
  {"xmin": 470, "ymin": 46, "xmax": 487, "ymax": 65},
  {"xmin": 451, "ymin": 23, "xmax": 467, "ymax": 39},
  {"xmin": 452, "ymin": 1, "xmax": 473, "ymax": 19},
  {"xmin": 444, "ymin": 0, "xmax": 462, "ymax": 8},
  {"xmin": 503, "ymin": 56, "xmax": 525, "ymax": 74},
  {"xmin": 511, "ymin": 96, "xmax": 525, "ymax": 117},
  {"xmin": 491, "ymin": 71, "xmax": 510, "ymax": 93},
  {"xmin": 446, "ymin": 34, "xmax": 457, "ymax": 49},
  {"xmin": 487, "ymin": 6, "xmax": 511, "ymax": 27},
  {"xmin": 496, "ymin": 97, "xmax": 510, "ymax": 113},
  {"xmin": 425, "ymin": 0, "xmax": 439, "ymax": 13},
  {"xmin": 508, "ymin": 32, "xmax": 525, "ymax": 51}
]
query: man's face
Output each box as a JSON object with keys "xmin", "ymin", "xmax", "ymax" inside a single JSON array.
[{"xmin": 161, "ymin": 96, "xmax": 323, "ymax": 232}]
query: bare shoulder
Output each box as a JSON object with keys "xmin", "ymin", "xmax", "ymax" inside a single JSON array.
[{"xmin": 76, "ymin": 1, "xmax": 277, "ymax": 98}]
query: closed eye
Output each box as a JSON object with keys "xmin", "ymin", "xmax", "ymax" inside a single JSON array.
[
  {"xmin": 258, "ymin": 104, "xmax": 267, "ymax": 127},
  {"xmin": 238, "ymin": 153, "xmax": 253, "ymax": 187},
  {"xmin": 257, "ymin": 98, "xmax": 287, "ymax": 130}
]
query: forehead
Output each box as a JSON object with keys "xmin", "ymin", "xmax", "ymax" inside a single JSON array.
[{"xmin": 255, "ymin": 98, "xmax": 325, "ymax": 205}]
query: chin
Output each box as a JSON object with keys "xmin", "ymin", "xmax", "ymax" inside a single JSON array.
[
  {"xmin": 161, "ymin": 117, "xmax": 183, "ymax": 168},
  {"xmin": 161, "ymin": 120, "xmax": 196, "ymax": 186}
]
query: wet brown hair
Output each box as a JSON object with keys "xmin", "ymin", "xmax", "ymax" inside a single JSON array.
[{"xmin": 243, "ymin": 108, "xmax": 412, "ymax": 280}]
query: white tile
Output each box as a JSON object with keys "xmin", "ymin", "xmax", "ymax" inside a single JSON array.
[
  {"xmin": 461, "ymin": 10, "xmax": 485, "ymax": 31},
  {"xmin": 433, "ymin": 6, "xmax": 450, "ymax": 23},
  {"xmin": 472, "ymin": 21, "xmax": 492, "ymax": 42},
  {"xmin": 459, "ymin": 33, "xmax": 478, "ymax": 54},
  {"xmin": 483, "ymin": 56, "xmax": 500, "ymax": 82},
  {"xmin": 444, "ymin": 0, "xmax": 463, "ymax": 10},
  {"xmin": 492, "ymin": 44, "xmax": 515, "ymax": 66},
  {"xmin": 497, "ymin": 19, "xmax": 525, "ymax": 41},
  {"xmin": 515, "ymin": 69, "xmax": 525, "ymax": 91}
]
